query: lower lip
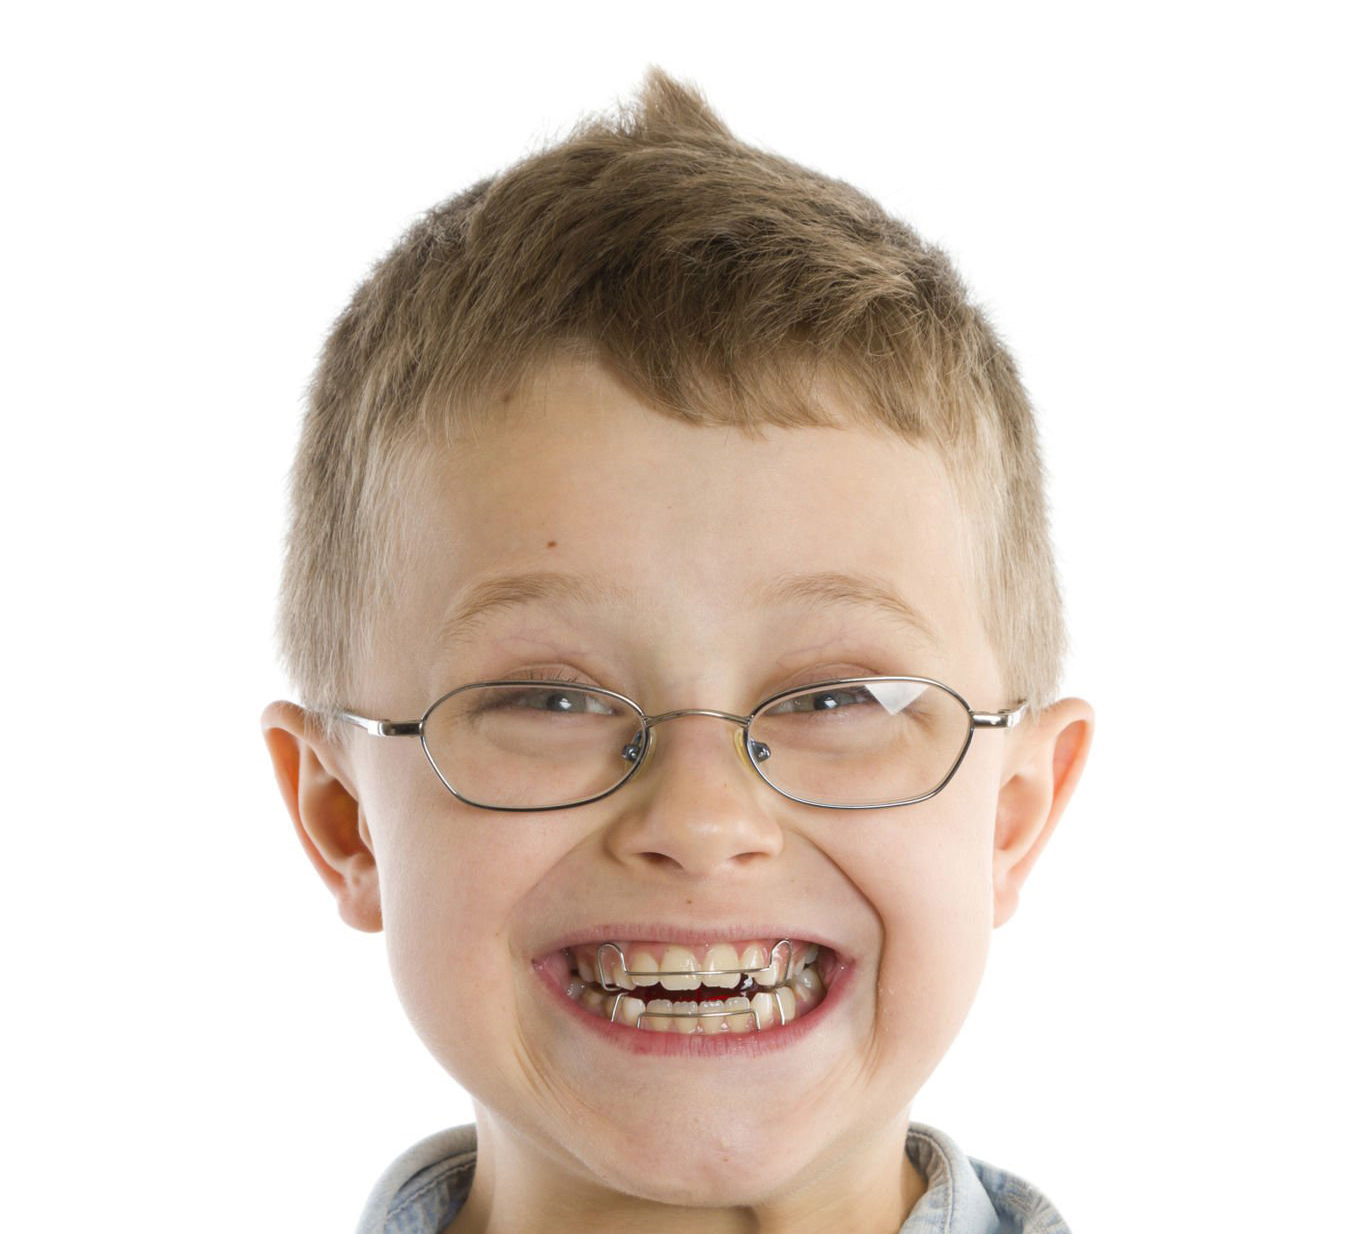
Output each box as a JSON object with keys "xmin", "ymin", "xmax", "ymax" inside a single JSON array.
[{"xmin": 531, "ymin": 953, "xmax": 854, "ymax": 1057}]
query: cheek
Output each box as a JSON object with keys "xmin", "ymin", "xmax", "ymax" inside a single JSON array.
[
  {"xmin": 861, "ymin": 769, "xmax": 998, "ymax": 1058},
  {"xmin": 363, "ymin": 777, "xmax": 523, "ymax": 1059},
  {"xmin": 380, "ymin": 834, "xmax": 488, "ymax": 1054}
]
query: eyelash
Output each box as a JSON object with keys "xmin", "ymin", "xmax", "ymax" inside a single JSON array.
[{"xmin": 503, "ymin": 666, "xmax": 595, "ymax": 687}]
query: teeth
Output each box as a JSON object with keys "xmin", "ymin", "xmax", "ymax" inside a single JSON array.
[
  {"xmin": 749, "ymin": 990, "xmax": 776, "ymax": 1028},
  {"xmin": 725, "ymin": 996, "xmax": 755, "ymax": 1033},
  {"xmin": 702, "ymin": 944, "xmax": 742, "ymax": 988},
  {"xmin": 596, "ymin": 945, "xmax": 635, "ymax": 989},
  {"xmin": 754, "ymin": 950, "xmax": 784, "ymax": 989},
  {"xmin": 659, "ymin": 946, "xmax": 701, "ymax": 991},
  {"xmin": 789, "ymin": 965, "xmax": 822, "ymax": 1010},
  {"xmin": 698, "ymin": 999, "xmax": 730, "ymax": 1032},
  {"xmin": 616, "ymin": 994, "xmax": 643, "ymax": 1026},
  {"xmin": 562, "ymin": 946, "xmax": 832, "ymax": 1032},
  {"xmin": 789, "ymin": 943, "xmax": 819, "ymax": 979},
  {"xmin": 739, "ymin": 943, "xmax": 769, "ymax": 979},
  {"xmin": 645, "ymin": 998, "xmax": 674, "ymax": 1031},
  {"xmin": 628, "ymin": 950, "xmax": 661, "ymax": 987},
  {"xmin": 671, "ymin": 1000, "xmax": 700, "ymax": 1032}
]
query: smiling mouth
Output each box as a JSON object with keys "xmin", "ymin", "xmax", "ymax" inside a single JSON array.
[{"xmin": 561, "ymin": 938, "xmax": 838, "ymax": 1034}]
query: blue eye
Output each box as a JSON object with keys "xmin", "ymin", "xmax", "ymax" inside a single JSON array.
[
  {"xmin": 768, "ymin": 686, "xmax": 879, "ymax": 715},
  {"xmin": 484, "ymin": 686, "xmax": 618, "ymax": 716},
  {"xmin": 530, "ymin": 690, "xmax": 602, "ymax": 713}
]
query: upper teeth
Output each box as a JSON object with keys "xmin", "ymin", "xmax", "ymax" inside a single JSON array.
[{"xmin": 569, "ymin": 941, "xmax": 819, "ymax": 991}]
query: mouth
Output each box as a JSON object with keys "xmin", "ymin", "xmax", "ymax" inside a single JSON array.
[{"xmin": 550, "ymin": 937, "xmax": 842, "ymax": 1035}]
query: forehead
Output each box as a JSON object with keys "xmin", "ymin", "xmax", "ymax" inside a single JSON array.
[{"xmin": 381, "ymin": 362, "xmax": 992, "ymax": 695}]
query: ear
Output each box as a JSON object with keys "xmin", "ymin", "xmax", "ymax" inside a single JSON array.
[
  {"xmin": 261, "ymin": 701, "xmax": 382, "ymax": 933},
  {"xmin": 992, "ymin": 697, "xmax": 1094, "ymax": 928}
]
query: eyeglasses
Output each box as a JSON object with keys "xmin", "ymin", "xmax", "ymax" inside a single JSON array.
[{"xmin": 334, "ymin": 676, "xmax": 1025, "ymax": 812}]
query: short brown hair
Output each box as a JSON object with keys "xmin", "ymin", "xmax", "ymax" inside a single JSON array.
[{"xmin": 278, "ymin": 70, "xmax": 1066, "ymax": 733}]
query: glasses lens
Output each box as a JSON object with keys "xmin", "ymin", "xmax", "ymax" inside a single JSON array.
[
  {"xmin": 421, "ymin": 683, "xmax": 645, "ymax": 809},
  {"xmin": 747, "ymin": 678, "xmax": 972, "ymax": 807}
]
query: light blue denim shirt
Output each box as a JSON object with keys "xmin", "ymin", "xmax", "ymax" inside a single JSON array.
[{"xmin": 356, "ymin": 1121, "xmax": 1071, "ymax": 1233}]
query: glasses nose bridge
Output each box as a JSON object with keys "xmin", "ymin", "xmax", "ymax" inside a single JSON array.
[
  {"xmin": 629, "ymin": 707, "xmax": 771, "ymax": 784},
  {"xmin": 642, "ymin": 706, "xmax": 751, "ymax": 731}
]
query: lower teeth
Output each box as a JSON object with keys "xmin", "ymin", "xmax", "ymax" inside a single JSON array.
[{"xmin": 567, "ymin": 962, "xmax": 825, "ymax": 1033}]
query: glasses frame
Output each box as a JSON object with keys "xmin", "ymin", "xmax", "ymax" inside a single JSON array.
[{"xmin": 333, "ymin": 676, "xmax": 1026, "ymax": 813}]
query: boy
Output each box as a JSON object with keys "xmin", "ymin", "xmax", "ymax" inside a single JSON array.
[{"xmin": 263, "ymin": 70, "xmax": 1094, "ymax": 1234}]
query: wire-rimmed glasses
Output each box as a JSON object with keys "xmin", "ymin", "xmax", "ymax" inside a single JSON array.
[{"xmin": 334, "ymin": 676, "xmax": 1026, "ymax": 812}]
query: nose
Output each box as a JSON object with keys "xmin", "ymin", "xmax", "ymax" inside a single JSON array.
[{"xmin": 602, "ymin": 713, "xmax": 785, "ymax": 878}]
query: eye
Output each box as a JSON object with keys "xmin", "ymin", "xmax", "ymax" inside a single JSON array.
[
  {"xmin": 517, "ymin": 687, "xmax": 617, "ymax": 715},
  {"xmin": 470, "ymin": 683, "xmax": 621, "ymax": 717},
  {"xmin": 765, "ymin": 685, "xmax": 882, "ymax": 715}
]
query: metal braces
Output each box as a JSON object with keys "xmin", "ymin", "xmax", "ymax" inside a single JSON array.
[{"xmin": 593, "ymin": 939, "xmax": 798, "ymax": 1031}]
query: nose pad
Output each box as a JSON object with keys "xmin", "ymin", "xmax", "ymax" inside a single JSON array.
[
  {"xmin": 619, "ymin": 727, "xmax": 657, "ymax": 782},
  {"xmin": 734, "ymin": 730, "xmax": 763, "ymax": 771},
  {"xmin": 621, "ymin": 730, "xmax": 646, "ymax": 765}
]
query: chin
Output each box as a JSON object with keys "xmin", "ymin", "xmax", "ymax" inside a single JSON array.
[{"xmin": 579, "ymin": 1112, "xmax": 819, "ymax": 1207}]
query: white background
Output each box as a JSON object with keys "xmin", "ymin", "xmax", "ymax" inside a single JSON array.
[{"xmin": 4, "ymin": 3, "xmax": 1347, "ymax": 1230}]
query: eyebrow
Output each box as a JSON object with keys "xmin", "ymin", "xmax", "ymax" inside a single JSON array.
[
  {"xmin": 749, "ymin": 570, "xmax": 942, "ymax": 651},
  {"xmin": 437, "ymin": 568, "xmax": 939, "ymax": 651},
  {"xmin": 436, "ymin": 571, "xmax": 635, "ymax": 649}
]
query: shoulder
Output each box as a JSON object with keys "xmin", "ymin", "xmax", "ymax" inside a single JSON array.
[
  {"xmin": 356, "ymin": 1124, "xmax": 477, "ymax": 1234},
  {"xmin": 904, "ymin": 1123, "xmax": 1072, "ymax": 1234}
]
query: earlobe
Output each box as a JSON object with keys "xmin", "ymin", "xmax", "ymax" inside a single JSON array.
[
  {"xmin": 260, "ymin": 701, "xmax": 383, "ymax": 933},
  {"xmin": 991, "ymin": 697, "xmax": 1094, "ymax": 928}
]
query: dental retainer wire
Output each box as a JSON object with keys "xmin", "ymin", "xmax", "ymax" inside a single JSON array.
[{"xmin": 593, "ymin": 939, "xmax": 799, "ymax": 1030}]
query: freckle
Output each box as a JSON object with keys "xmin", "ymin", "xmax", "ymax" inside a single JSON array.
[{"xmin": 546, "ymin": 540, "xmax": 557, "ymax": 548}]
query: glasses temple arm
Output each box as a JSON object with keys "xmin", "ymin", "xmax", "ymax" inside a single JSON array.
[
  {"xmin": 970, "ymin": 702, "xmax": 1028, "ymax": 729},
  {"xmin": 333, "ymin": 711, "xmax": 422, "ymax": 738}
]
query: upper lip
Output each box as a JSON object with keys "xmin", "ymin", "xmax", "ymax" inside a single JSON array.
[{"xmin": 534, "ymin": 924, "xmax": 847, "ymax": 962}]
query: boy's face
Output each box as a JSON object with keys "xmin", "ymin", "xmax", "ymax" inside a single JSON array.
[{"xmin": 267, "ymin": 360, "xmax": 1090, "ymax": 1214}]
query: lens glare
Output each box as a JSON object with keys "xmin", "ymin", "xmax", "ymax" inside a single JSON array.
[
  {"xmin": 421, "ymin": 683, "xmax": 644, "ymax": 809},
  {"xmin": 747, "ymin": 678, "xmax": 972, "ymax": 807}
]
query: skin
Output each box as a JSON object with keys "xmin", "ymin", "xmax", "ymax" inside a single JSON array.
[{"xmin": 263, "ymin": 360, "xmax": 1093, "ymax": 1234}]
